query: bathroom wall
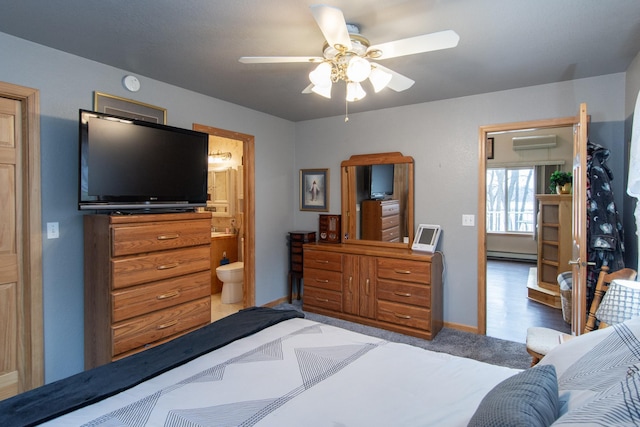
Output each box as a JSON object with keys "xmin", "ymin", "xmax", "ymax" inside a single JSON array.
[{"xmin": 208, "ymin": 135, "xmax": 244, "ymax": 261}]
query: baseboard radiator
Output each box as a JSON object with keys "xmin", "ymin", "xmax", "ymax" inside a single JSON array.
[{"xmin": 487, "ymin": 251, "xmax": 537, "ymax": 262}]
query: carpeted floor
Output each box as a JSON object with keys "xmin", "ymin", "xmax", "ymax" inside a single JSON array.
[{"xmin": 274, "ymin": 301, "xmax": 531, "ymax": 370}]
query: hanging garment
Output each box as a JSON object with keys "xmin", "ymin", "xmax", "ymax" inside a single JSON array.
[
  {"xmin": 585, "ymin": 141, "xmax": 626, "ymax": 307},
  {"xmin": 628, "ymin": 89, "xmax": 640, "ymax": 270}
]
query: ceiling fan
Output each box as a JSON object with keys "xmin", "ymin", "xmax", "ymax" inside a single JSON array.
[{"xmin": 239, "ymin": 4, "xmax": 459, "ymax": 103}]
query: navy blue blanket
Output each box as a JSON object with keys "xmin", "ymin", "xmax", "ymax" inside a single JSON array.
[{"xmin": 0, "ymin": 307, "xmax": 303, "ymax": 427}]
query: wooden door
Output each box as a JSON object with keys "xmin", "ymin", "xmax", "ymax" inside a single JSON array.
[
  {"xmin": 0, "ymin": 97, "xmax": 22, "ymax": 398},
  {"xmin": 0, "ymin": 83, "xmax": 43, "ymax": 400},
  {"xmin": 343, "ymin": 254, "xmax": 359, "ymax": 315},
  {"xmin": 358, "ymin": 256, "xmax": 376, "ymax": 319},
  {"xmin": 571, "ymin": 103, "xmax": 589, "ymax": 335}
]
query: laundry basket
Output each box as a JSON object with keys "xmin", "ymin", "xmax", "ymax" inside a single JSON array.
[{"xmin": 558, "ymin": 272, "xmax": 572, "ymax": 324}]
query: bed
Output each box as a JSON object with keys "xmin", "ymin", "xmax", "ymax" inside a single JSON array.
[{"xmin": 2, "ymin": 307, "xmax": 640, "ymax": 426}]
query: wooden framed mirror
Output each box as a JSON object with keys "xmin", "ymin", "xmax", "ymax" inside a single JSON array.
[{"xmin": 341, "ymin": 152, "xmax": 414, "ymax": 249}]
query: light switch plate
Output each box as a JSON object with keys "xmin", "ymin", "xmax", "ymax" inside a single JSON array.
[
  {"xmin": 47, "ymin": 222, "xmax": 59, "ymax": 239},
  {"xmin": 462, "ymin": 214, "xmax": 475, "ymax": 226}
]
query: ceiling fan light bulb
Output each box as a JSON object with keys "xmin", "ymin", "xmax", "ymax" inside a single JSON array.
[
  {"xmin": 369, "ymin": 67, "xmax": 392, "ymax": 92},
  {"xmin": 309, "ymin": 62, "xmax": 332, "ymax": 87},
  {"xmin": 346, "ymin": 82, "xmax": 366, "ymax": 102},
  {"xmin": 346, "ymin": 56, "xmax": 371, "ymax": 83},
  {"xmin": 311, "ymin": 84, "xmax": 332, "ymax": 99}
]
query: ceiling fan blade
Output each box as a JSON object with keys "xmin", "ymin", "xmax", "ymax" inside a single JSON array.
[
  {"xmin": 310, "ymin": 4, "xmax": 352, "ymax": 51},
  {"xmin": 372, "ymin": 64, "xmax": 415, "ymax": 92},
  {"xmin": 239, "ymin": 56, "xmax": 322, "ymax": 64},
  {"xmin": 368, "ymin": 30, "xmax": 459, "ymax": 60}
]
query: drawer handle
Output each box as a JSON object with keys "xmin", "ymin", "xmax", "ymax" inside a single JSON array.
[
  {"xmin": 394, "ymin": 291, "xmax": 412, "ymax": 297},
  {"xmin": 394, "ymin": 269, "xmax": 412, "ymax": 275},
  {"xmin": 157, "ymin": 290, "xmax": 180, "ymax": 300},
  {"xmin": 157, "ymin": 262, "xmax": 179, "ymax": 270},
  {"xmin": 157, "ymin": 320, "xmax": 178, "ymax": 329},
  {"xmin": 315, "ymin": 259, "xmax": 329, "ymax": 264},
  {"xmin": 157, "ymin": 234, "xmax": 180, "ymax": 240},
  {"xmin": 314, "ymin": 278, "xmax": 329, "ymax": 283},
  {"xmin": 365, "ymin": 278, "xmax": 370, "ymax": 295},
  {"xmin": 393, "ymin": 312, "xmax": 412, "ymax": 320},
  {"xmin": 316, "ymin": 297, "xmax": 329, "ymax": 303},
  {"xmin": 348, "ymin": 276, "xmax": 353, "ymax": 292}
]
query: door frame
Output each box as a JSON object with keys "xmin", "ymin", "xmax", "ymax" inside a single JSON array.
[
  {"xmin": 477, "ymin": 115, "xmax": 581, "ymax": 335},
  {"xmin": 0, "ymin": 81, "xmax": 43, "ymax": 392},
  {"xmin": 193, "ymin": 124, "xmax": 255, "ymax": 307}
]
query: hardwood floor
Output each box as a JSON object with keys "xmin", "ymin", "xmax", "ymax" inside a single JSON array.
[{"xmin": 487, "ymin": 259, "xmax": 571, "ymax": 343}]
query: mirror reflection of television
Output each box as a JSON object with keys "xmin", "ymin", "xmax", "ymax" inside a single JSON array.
[
  {"xmin": 369, "ymin": 163, "xmax": 394, "ymax": 200},
  {"xmin": 78, "ymin": 109, "xmax": 208, "ymax": 211}
]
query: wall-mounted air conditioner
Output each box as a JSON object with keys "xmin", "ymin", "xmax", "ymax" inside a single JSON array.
[{"xmin": 512, "ymin": 135, "xmax": 557, "ymax": 150}]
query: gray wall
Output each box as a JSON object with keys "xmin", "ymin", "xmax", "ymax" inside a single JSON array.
[
  {"xmin": 294, "ymin": 73, "xmax": 627, "ymax": 329},
  {"xmin": 0, "ymin": 32, "xmax": 297, "ymax": 383}
]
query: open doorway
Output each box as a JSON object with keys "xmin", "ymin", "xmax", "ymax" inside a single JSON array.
[
  {"xmin": 478, "ymin": 116, "xmax": 580, "ymax": 341},
  {"xmin": 193, "ymin": 124, "xmax": 255, "ymax": 319}
]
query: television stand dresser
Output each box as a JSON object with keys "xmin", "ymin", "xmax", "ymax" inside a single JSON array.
[
  {"xmin": 84, "ymin": 211, "xmax": 212, "ymax": 369},
  {"xmin": 303, "ymin": 243, "xmax": 443, "ymax": 340}
]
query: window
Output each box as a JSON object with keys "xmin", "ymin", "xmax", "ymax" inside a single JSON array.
[{"xmin": 486, "ymin": 167, "xmax": 535, "ymax": 233}]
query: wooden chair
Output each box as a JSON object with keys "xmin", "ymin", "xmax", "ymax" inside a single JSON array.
[{"xmin": 526, "ymin": 266, "xmax": 637, "ymax": 366}]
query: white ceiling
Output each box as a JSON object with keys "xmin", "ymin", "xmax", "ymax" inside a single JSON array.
[{"xmin": 1, "ymin": 0, "xmax": 639, "ymax": 122}]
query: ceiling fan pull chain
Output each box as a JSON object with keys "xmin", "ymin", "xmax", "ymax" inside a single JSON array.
[{"xmin": 345, "ymin": 96, "xmax": 349, "ymax": 122}]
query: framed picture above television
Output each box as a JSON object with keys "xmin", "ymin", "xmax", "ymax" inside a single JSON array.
[{"xmin": 94, "ymin": 92, "xmax": 167, "ymax": 124}]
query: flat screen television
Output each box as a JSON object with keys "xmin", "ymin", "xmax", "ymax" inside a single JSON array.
[
  {"xmin": 369, "ymin": 163, "xmax": 395, "ymax": 200},
  {"xmin": 78, "ymin": 109, "xmax": 208, "ymax": 211}
]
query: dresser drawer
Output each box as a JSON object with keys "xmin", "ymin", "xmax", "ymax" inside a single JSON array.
[
  {"xmin": 304, "ymin": 287, "xmax": 342, "ymax": 312},
  {"xmin": 112, "ymin": 297, "xmax": 210, "ymax": 357},
  {"xmin": 112, "ymin": 246, "xmax": 211, "ymax": 289},
  {"xmin": 377, "ymin": 300, "xmax": 430, "ymax": 330},
  {"xmin": 112, "ymin": 270, "xmax": 211, "ymax": 322},
  {"xmin": 290, "ymin": 231, "xmax": 316, "ymax": 243},
  {"xmin": 381, "ymin": 202, "xmax": 400, "ymax": 216},
  {"xmin": 381, "ymin": 214, "xmax": 399, "ymax": 229},
  {"xmin": 304, "ymin": 249, "xmax": 343, "ymax": 272},
  {"xmin": 303, "ymin": 267, "xmax": 342, "ymax": 292},
  {"xmin": 112, "ymin": 219, "xmax": 211, "ymax": 257},
  {"xmin": 377, "ymin": 258, "xmax": 430, "ymax": 284},
  {"xmin": 377, "ymin": 279, "xmax": 430, "ymax": 307},
  {"xmin": 381, "ymin": 226, "xmax": 400, "ymax": 242}
]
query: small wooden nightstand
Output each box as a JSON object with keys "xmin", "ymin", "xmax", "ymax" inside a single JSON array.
[{"xmin": 288, "ymin": 231, "xmax": 316, "ymax": 303}]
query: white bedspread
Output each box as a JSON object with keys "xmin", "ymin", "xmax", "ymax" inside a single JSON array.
[{"xmin": 44, "ymin": 318, "xmax": 519, "ymax": 426}]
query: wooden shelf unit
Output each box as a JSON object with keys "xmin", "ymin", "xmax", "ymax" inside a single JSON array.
[{"xmin": 529, "ymin": 194, "xmax": 572, "ymax": 308}]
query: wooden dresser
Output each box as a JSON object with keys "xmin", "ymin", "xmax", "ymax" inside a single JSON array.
[
  {"xmin": 529, "ymin": 194, "xmax": 572, "ymax": 308},
  {"xmin": 303, "ymin": 243, "xmax": 443, "ymax": 340},
  {"xmin": 361, "ymin": 200, "xmax": 400, "ymax": 242},
  {"xmin": 84, "ymin": 212, "xmax": 212, "ymax": 369}
]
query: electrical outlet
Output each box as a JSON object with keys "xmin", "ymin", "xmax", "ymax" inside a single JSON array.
[
  {"xmin": 47, "ymin": 222, "xmax": 59, "ymax": 239},
  {"xmin": 462, "ymin": 214, "xmax": 475, "ymax": 227}
]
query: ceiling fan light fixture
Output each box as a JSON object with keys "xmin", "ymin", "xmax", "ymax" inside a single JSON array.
[
  {"xmin": 346, "ymin": 81, "xmax": 366, "ymax": 102},
  {"xmin": 311, "ymin": 83, "xmax": 332, "ymax": 99},
  {"xmin": 369, "ymin": 66, "xmax": 392, "ymax": 92},
  {"xmin": 309, "ymin": 62, "xmax": 332, "ymax": 87},
  {"xmin": 346, "ymin": 56, "xmax": 371, "ymax": 83}
]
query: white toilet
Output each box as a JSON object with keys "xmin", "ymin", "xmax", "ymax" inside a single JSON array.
[{"xmin": 216, "ymin": 261, "xmax": 244, "ymax": 304}]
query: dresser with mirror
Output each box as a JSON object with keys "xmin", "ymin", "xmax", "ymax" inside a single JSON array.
[{"xmin": 303, "ymin": 152, "xmax": 444, "ymax": 340}]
